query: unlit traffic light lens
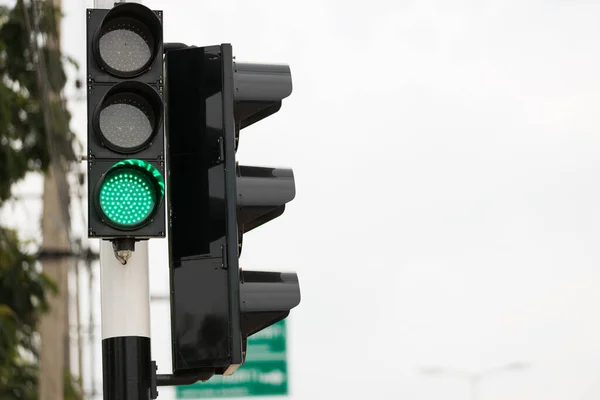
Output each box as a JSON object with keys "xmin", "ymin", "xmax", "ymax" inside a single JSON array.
[
  {"xmin": 99, "ymin": 97, "xmax": 154, "ymax": 151},
  {"xmin": 92, "ymin": 3, "xmax": 163, "ymax": 78},
  {"xmin": 96, "ymin": 160, "xmax": 164, "ymax": 229},
  {"xmin": 99, "ymin": 22, "xmax": 152, "ymax": 75},
  {"xmin": 93, "ymin": 81, "xmax": 162, "ymax": 154}
]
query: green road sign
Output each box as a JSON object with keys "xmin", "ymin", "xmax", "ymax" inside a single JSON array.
[{"xmin": 177, "ymin": 320, "xmax": 289, "ymax": 398}]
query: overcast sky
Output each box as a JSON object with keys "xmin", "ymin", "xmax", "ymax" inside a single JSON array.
[{"xmin": 7, "ymin": 0, "xmax": 600, "ymax": 399}]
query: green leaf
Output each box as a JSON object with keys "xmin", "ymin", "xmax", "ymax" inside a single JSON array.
[{"xmin": 0, "ymin": 305, "xmax": 16, "ymax": 319}]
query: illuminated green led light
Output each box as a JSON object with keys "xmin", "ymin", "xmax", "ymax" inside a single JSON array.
[{"xmin": 97, "ymin": 159, "xmax": 165, "ymax": 229}]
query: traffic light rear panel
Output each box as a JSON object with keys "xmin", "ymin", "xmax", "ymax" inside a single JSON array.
[{"xmin": 165, "ymin": 45, "xmax": 243, "ymax": 377}]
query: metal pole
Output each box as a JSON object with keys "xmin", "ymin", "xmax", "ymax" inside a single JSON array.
[
  {"xmin": 100, "ymin": 240, "xmax": 151, "ymax": 399},
  {"xmin": 93, "ymin": 0, "xmax": 116, "ymax": 9},
  {"xmin": 88, "ymin": 254, "xmax": 97, "ymax": 398}
]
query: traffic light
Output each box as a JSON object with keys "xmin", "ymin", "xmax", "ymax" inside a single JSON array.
[
  {"xmin": 165, "ymin": 44, "xmax": 300, "ymax": 380},
  {"xmin": 87, "ymin": 3, "xmax": 166, "ymax": 239}
]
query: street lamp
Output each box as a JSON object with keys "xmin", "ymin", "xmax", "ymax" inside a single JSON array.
[{"xmin": 419, "ymin": 362, "xmax": 529, "ymax": 400}]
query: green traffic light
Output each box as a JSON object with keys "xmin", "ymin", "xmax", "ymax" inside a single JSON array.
[{"xmin": 97, "ymin": 159, "xmax": 164, "ymax": 229}]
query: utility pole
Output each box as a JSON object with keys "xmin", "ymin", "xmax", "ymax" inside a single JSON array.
[
  {"xmin": 39, "ymin": 167, "xmax": 71, "ymax": 400},
  {"xmin": 37, "ymin": 0, "xmax": 73, "ymax": 397}
]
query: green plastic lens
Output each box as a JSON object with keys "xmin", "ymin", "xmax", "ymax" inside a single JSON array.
[{"xmin": 97, "ymin": 160, "xmax": 164, "ymax": 228}]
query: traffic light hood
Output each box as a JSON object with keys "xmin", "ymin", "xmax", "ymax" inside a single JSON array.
[
  {"xmin": 92, "ymin": 81, "xmax": 164, "ymax": 154},
  {"xmin": 240, "ymin": 271, "xmax": 301, "ymax": 338},
  {"xmin": 93, "ymin": 159, "xmax": 165, "ymax": 230},
  {"xmin": 91, "ymin": 3, "xmax": 163, "ymax": 78},
  {"xmin": 234, "ymin": 62, "xmax": 292, "ymax": 131},
  {"xmin": 237, "ymin": 166, "xmax": 296, "ymax": 234}
]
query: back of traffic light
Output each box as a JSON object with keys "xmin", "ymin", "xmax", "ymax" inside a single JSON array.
[
  {"xmin": 86, "ymin": 3, "xmax": 166, "ymax": 244},
  {"xmin": 165, "ymin": 44, "xmax": 300, "ymax": 381}
]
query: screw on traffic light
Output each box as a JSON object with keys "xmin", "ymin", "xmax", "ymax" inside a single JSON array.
[
  {"xmin": 164, "ymin": 44, "xmax": 300, "ymax": 382},
  {"xmin": 87, "ymin": 3, "xmax": 166, "ymax": 242}
]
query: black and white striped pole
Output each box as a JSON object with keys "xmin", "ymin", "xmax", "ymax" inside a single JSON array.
[{"xmin": 100, "ymin": 241, "xmax": 152, "ymax": 399}]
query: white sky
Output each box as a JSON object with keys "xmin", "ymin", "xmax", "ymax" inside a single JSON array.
[{"xmin": 7, "ymin": 0, "xmax": 600, "ymax": 399}]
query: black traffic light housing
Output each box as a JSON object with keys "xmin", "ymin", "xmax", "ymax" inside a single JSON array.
[
  {"xmin": 87, "ymin": 3, "xmax": 166, "ymax": 239},
  {"xmin": 165, "ymin": 44, "xmax": 300, "ymax": 381}
]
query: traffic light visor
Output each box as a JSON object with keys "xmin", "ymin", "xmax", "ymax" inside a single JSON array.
[
  {"xmin": 95, "ymin": 159, "xmax": 165, "ymax": 229},
  {"xmin": 93, "ymin": 81, "xmax": 163, "ymax": 154},
  {"xmin": 92, "ymin": 3, "xmax": 162, "ymax": 77}
]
